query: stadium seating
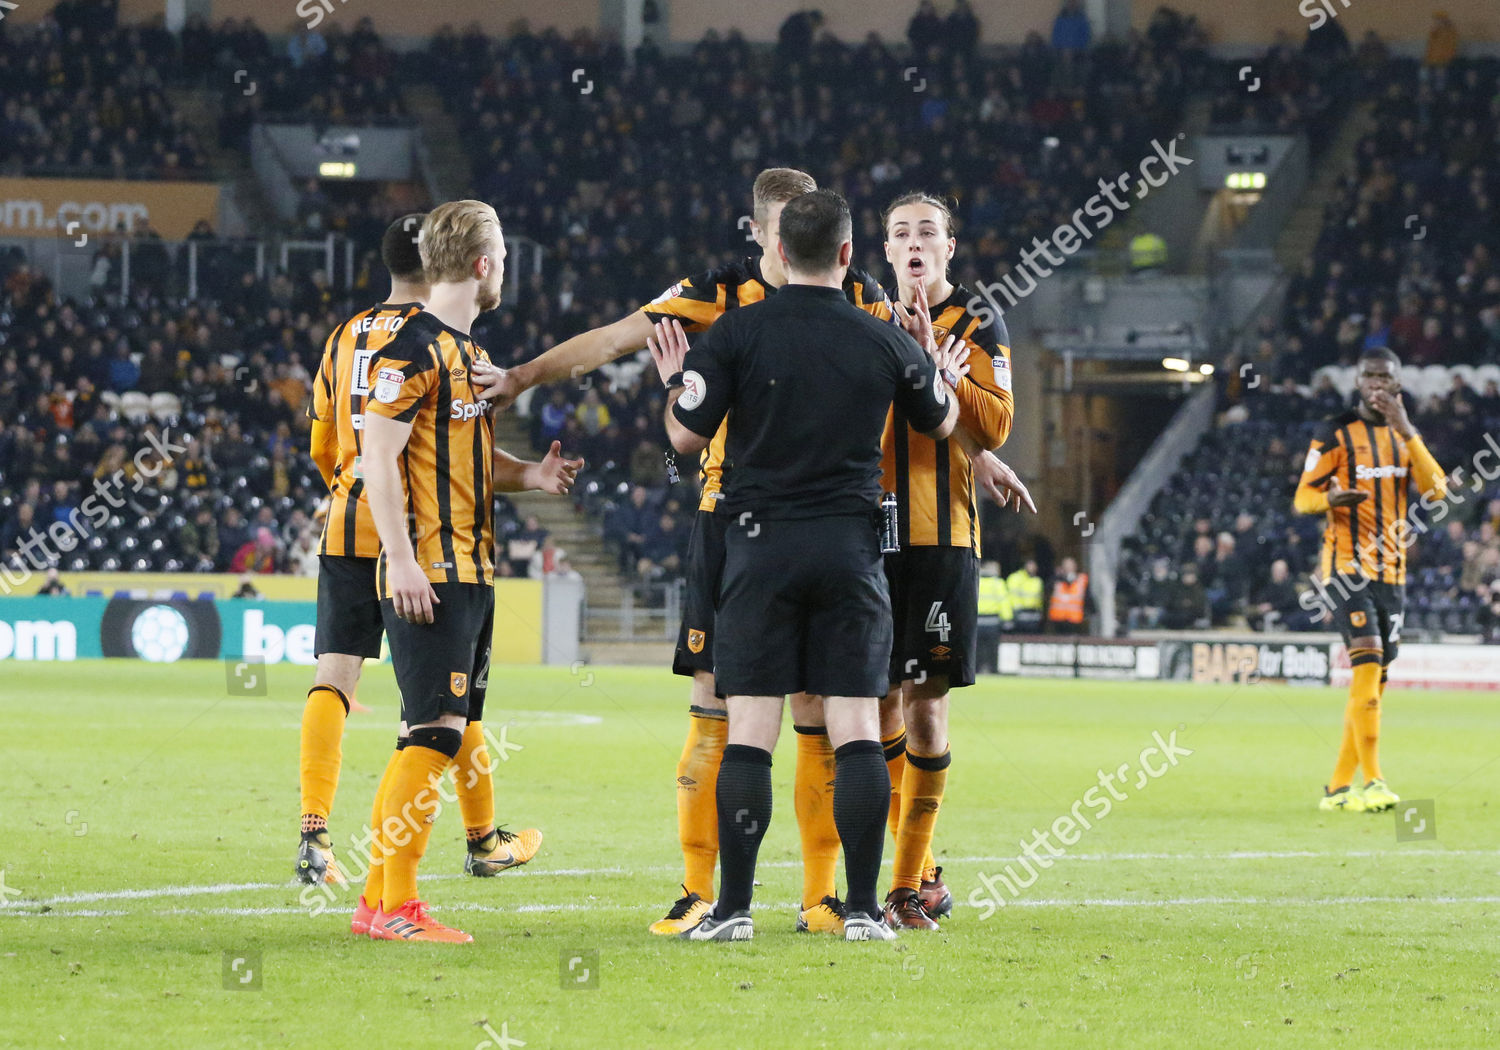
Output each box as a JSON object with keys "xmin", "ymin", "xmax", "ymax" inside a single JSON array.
[
  {"xmin": 0, "ymin": 10, "xmax": 205, "ymax": 179},
  {"xmin": 0, "ymin": 255, "xmax": 527, "ymax": 575},
  {"xmin": 9, "ymin": 9, "xmax": 1487, "ymax": 622},
  {"xmin": 436, "ymin": 13, "xmax": 1212, "ymax": 582}
]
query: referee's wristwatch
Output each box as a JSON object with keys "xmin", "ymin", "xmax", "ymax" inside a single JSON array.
[{"xmin": 664, "ymin": 370, "xmax": 685, "ymax": 391}]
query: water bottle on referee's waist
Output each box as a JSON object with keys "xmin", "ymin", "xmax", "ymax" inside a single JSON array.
[{"xmin": 880, "ymin": 492, "xmax": 899, "ymax": 554}]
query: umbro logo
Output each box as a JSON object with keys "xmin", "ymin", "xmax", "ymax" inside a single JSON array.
[
  {"xmin": 450, "ymin": 367, "xmax": 467, "ymax": 379},
  {"xmin": 676, "ymin": 776, "xmax": 696, "ymax": 787}
]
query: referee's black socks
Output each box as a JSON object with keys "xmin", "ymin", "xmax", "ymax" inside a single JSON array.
[
  {"xmin": 833, "ymin": 739, "xmax": 891, "ymax": 918},
  {"xmin": 713, "ymin": 744, "xmax": 773, "ymax": 918}
]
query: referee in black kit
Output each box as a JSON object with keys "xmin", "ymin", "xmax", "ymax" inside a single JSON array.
[{"xmin": 647, "ymin": 190, "xmax": 963, "ymax": 942}]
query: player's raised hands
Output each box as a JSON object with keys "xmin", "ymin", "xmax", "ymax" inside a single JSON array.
[
  {"xmin": 1326, "ymin": 475, "xmax": 1368, "ymax": 509},
  {"xmin": 893, "ymin": 279, "xmax": 936, "ymax": 351},
  {"xmin": 647, "ymin": 319, "xmax": 691, "ymax": 387},
  {"xmin": 972, "ymin": 450, "xmax": 1037, "ymax": 513},
  {"xmin": 1369, "ymin": 389, "xmax": 1415, "ymax": 438},
  {"xmin": 931, "ymin": 334, "xmax": 971, "ymax": 388},
  {"xmin": 528, "ymin": 440, "xmax": 585, "ymax": 495},
  {"xmin": 471, "ymin": 358, "xmax": 523, "ymax": 410}
]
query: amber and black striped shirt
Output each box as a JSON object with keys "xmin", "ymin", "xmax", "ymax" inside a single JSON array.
[
  {"xmin": 308, "ymin": 301, "xmax": 423, "ymax": 558},
  {"xmin": 363, "ymin": 310, "xmax": 495, "ymax": 592},
  {"xmin": 641, "ymin": 256, "xmax": 893, "ymax": 512},
  {"xmin": 1295, "ymin": 410, "xmax": 1447, "ymax": 585},
  {"xmin": 880, "ymin": 284, "xmax": 1014, "ymax": 549}
]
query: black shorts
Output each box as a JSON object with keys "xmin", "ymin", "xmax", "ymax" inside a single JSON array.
[
  {"xmin": 673, "ymin": 509, "xmax": 728, "ymax": 677},
  {"xmin": 381, "ymin": 582, "xmax": 494, "ymax": 725},
  {"xmin": 886, "ymin": 545, "xmax": 979, "ymax": 689},
  {"xmin": 1328, "ymin": 574, "xmax": 1404, "ymax": 663},
  {"xmin": 714, "ymin": 514, "xmax": 892, "ymax": 699},
  {"xmin": 315, "ymin": 555, "xmax": 384, "ymax": 658}
]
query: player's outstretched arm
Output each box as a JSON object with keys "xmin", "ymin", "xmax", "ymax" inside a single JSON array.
[
  {"xmin": 494, "ymin": 441, "xmax": 584, "ymax": 494},
  {"xmin": 473, "ymin": 312, "xmax": 657, "ymax": 409},
  {"xmin": 362, "ymin": 414, "xmax": 440, "ymax": 624}
]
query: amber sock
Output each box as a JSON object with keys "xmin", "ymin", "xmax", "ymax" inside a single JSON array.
[
  {"xmin": 377, "ymin": 728, "xmax": 460, "ymax": 912},
  {"xmin": 299, "ymin": 685, "xmax": 350, "ymax": 831},
  {"xmin": 793, "ymin": 724, "xmax": 840, "ymax": 909},
  {"xmin": 882, "ymin": 729, "xmax": 907, "ymax": 843},
  {"xmin": 454, "ymin": 720, "xmax": 496, "ymax": 842},
  {"xmin": 677, "ymin": 709, "xmax": 727, "ymax": 899},
  {"xmin": 1329, "ymin": 718, "xmax": 1359, "ymax": 792},
  {"xmin": 893, "ymin": 749, "xmax": 950, "ymax": 893},
  {"xmin": 360, "ymin": 742, "xmax": 406, "ymax": 911},
  {"xmin": 1348, "ymin": 660, "xmax": 1383, "ymax": 782}
]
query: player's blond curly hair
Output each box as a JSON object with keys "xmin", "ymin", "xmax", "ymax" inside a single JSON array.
[{"xmin": 419, "ymin": 200, "xmax": 503, "ymax": 284}]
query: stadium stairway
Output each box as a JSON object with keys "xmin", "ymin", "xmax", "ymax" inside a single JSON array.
[
  {"xmin": 166, "ymin": 86, "xmax": 279, "ymax": 235},
  {"xmin": 488, "ymin": 409, "xmax": 633, "ymax": 620},
  {"xmin": 1274, "ymin": 100, "xmax": 1375, "ymax": 270},
  {"xmin": 405, "ymin": 85, "xmax": 472, "ymax": 204}
]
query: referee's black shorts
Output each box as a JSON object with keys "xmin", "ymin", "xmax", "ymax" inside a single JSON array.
[
  {"xmin": 886, "ymin": 545, "xmax": 980, "ymax": 689},
  {"xmin": 714, "ymin": 513, "xmax": 891, "ymax": 699},
  {"xmin": 381, "ymin": 582, "xmax": 494, "ymax": 726},
  {"xmin": 672, "ymin": 508, "xmax": 727, "ymax": 678},
  {"xmin": 315, "ymin": 554, "xmax": 384, "ymax": 659},
  {"xmin": 1326, "ymin": 573, "xmax": 1404, "ymax": 664}
]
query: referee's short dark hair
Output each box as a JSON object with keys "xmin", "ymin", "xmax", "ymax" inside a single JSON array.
[
  {"xmin": 382, "ymin": 213, "xmax": 428, "ymax": 281},
  {"xmin": 779, "ymin": 190, "xmax": 852, "ymax": 274}
]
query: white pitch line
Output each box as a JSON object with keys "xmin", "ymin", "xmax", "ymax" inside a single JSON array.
[
  {"xmin": 6, "ymin": 895, "xmax": 1500, "ymax": 921},
  {"xmin": 28, "ymin": 880, "xmax": 282, "ymax": 905},
  {"xmin": 25, "ymin": 869, "xmax": 630, "ymax": 907},
  {"xmin": 17, "ymin": 849, "xmax": 1494, "ymax": 909}
]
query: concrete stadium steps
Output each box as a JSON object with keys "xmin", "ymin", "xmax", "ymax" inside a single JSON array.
[
  {"xmin": 577, "ymin": 641, "xmax": 675, "ymax": 666},
  {"xmin": 490, "ymin": 411, "xmax": 631, "ymax": 614},
  {"xmin": 1275, "ymin": 102, "xmax": 1375, "ymax": 271},
  {"xmin": 583, "ymin": 605, "xmax": 679, "ymax": 644},
  {"xmin": 404, "ymin": 84, "xmax": 472, "ymax": 203},
  {"xmin": 167, "ymin": 86, "xmax": 278, "ymax": 234}
]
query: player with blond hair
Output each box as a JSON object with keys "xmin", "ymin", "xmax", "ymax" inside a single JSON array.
[{"xmin": 353, "ymin": 201, "xmax": 578, "ymax": 943}]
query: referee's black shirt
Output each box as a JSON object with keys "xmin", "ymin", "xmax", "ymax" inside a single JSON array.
[{"xmin": 673, "ymin": 283, "xmax": 949, "ymax": 521}]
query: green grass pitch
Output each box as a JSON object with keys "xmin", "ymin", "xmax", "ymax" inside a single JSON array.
[{"xmin": 1, "ymin": 661, "xmax": 1496, "ymax": 1048}]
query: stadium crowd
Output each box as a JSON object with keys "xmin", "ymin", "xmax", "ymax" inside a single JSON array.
[
  {"xmin": 430, "ymin": 2, "xmax": 1213, "ymax": 587},
  {"xmin": 0, "ymin": 0, "xmax": 204, "ymax": 180},
  {"xmin": 9, "ymin": 1, "xmax": 1493, "ymax": 641},
  {"xmin": 0, "ymin": 250, "xmax": 551, "ymax": 582}
]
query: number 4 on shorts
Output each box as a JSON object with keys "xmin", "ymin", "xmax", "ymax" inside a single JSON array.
[{"xmin": 925, "ymin": 601, "xmax": 951, "ymax": 642}]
